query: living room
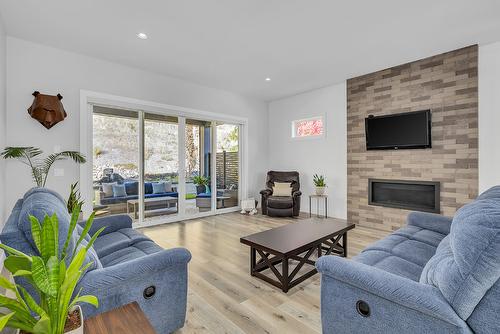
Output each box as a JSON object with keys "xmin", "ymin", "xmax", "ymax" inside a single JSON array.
[{"xmin": 0, "ymin": 1, "xmax": 499, "ymax": 334}]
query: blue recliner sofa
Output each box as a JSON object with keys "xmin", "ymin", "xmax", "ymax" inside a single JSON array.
[
  {"xmin": 316, "ymin": 185, "xmax": 500, "ymax": 334},
  {"xmin": 0, "ymin": 188, "xmax": 191, "ymax": 333}
]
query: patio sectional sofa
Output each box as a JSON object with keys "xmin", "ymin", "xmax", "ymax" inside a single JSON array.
[
  {"xmin": 96, "ymin": 181, "xmax": 179, "ymax": 215},
  {"xmin": 99, "ymin": 181, "xmax": 179, "ymax": 205}
]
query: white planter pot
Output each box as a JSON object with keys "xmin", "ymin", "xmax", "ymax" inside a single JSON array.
[
  {"xmin": 16, "ymin": 305, "xmax": 84, "ymax": 334},
  {"xmin": 315, "ymin": 186, "xmax": 326, "ymax": 196},
  {"xmin": 66, "ymin": 305, "xmax": 84, "ymax": 334}
]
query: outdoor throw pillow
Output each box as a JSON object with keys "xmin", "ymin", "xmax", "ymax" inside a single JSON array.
[
  {"xmin": 102, "ymin": 182, "xmax": 117, "ymax": 198},
  {"xmin": 164, "ymin": 181, "xmax": 173, "ymax": 192},
  {"xmin": 112, "ymin": 184, "xmax": 127, "ymax": 197},
  {"xmin": 152, "ymin": 182, "xmax": 166, "ymax": 194},
  {"xmin": 273, "ymin": 182, "xmax": 292, "ymax": 196}
]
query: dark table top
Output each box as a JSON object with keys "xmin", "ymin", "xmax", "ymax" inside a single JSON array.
[
  {"xmin": 240, "ymin": 218, "xmax": 355, "ymax": 255},
  {"xmin": 84, "ymin": 302, "xmax": 156, "ymax": 334}
]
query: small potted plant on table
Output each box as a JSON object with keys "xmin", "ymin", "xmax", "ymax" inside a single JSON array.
[
  {"xmin": 313, "ymin": 174, "xmax": 327, "ymax": 195},
  {"xmin": 0, "ymin": 205, "xmax": 103, "ymax": 334},
  {"xmin": 193, "ymin": 175, "xmax": 210, "ymax": 194}
]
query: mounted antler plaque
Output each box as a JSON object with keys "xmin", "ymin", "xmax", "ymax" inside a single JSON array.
[{"xmin": 27, "ymin": 91, "xmax": 67, "ymax": 129}]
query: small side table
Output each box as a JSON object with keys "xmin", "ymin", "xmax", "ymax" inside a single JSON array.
[
  {"xmin": 309, "ymin": 194, "xmax": 328, "ymax": 218},
  {"xmin": 84, "ymin": 302, "xmax": 156, "ymax": 334}
]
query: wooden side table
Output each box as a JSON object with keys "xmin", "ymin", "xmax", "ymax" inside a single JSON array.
[
  {"xmin": 84, "ymin": 302, "xmax": 156, "ymax": 334},
  {"xmin": 309, "ymin": 194, "xmax": 328, "ymax": 218}
]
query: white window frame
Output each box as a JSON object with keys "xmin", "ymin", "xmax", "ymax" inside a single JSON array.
[
  {"xmin": 291, "ymin": 115, "xmax": 326, "ymax": 140},
  {"xmin": 80, "ymin": 90, "xmax": 248, "ymax": 228}
]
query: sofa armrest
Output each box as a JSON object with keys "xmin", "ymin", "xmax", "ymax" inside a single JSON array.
[
  {"xmin": 316, "ymin": 256, "xmax": 466, "ymax": 328},
  {"xmin": 78, "ymin": 247, "xmax": 191, "ymax": 332},
  {"xmin": 78, "ymin": 248, "xmax": 191, "ymax": 294},
  {"xmin": 292, "ymin": 190, "xmax": 302, "ymax": 197},
  {"xmin": 260, "ymin": 189, "xmax": 272, "ymax": 197},
  {"xmin": 80, "ymin": 214, "xmax": 133, "ymax": 236},
  {"xmin": 406, "ymin": 211, "xmax": 452, "ymax": 235}
]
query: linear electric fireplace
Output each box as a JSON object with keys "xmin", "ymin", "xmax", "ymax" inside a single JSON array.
[{"xmin": 368, "ymin": 179, "xmax": 440, "ymax": 213}]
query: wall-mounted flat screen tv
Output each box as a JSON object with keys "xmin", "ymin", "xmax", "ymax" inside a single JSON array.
[{"xmin": 365, "ymin": 110, "xmax": 432, "ymax": 150}]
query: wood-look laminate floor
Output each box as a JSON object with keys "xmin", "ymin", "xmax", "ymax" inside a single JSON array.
[{"xmin": 140, "ymin": 212, "xmax": 389, "ymax": 334}]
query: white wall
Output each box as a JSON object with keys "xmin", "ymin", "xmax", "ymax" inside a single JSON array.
[
  {"xmin": 268, "ymin": 83, "xmax": 347, "ymax": 219},
  {"xmin": 5, "ymin": 37, "xmax": 268, "ymax": 213},
  {"xmin": 0, "ymin": 17, "xmax": 6, "ymax": 225},
  {"xmin": 479, "ymin": 41, "xmax": 500, "ymax": 192}
]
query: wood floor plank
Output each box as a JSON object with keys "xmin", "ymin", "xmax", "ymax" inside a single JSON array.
[{"xmin": 140, "ymin": 212, "xmax": 389, "ymax": 333}]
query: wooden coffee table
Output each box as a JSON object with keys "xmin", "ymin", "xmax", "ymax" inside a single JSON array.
[{"xmin": 240, "ymin": 218, "xmax": 355, "ymax": 293}]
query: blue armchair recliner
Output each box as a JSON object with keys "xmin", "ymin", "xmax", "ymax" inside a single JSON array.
[
  {"xmin": 0, "ymin": 188, "xmax": 191, "ymax": 333},
  {"xmin": 316, "ymin": 185, "xmax": 500, "ymax": 334}
]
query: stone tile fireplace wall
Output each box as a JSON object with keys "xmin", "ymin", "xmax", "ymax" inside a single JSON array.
[{"xmin": 347, "ymin": 45, "xmax": 478, "ymax": 232}]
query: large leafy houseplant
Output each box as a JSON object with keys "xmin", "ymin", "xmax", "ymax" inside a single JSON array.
[
  {"xmin": 0, "ymin": 205, "xmax": 104, "ymax": 333},
  {"xmin": 1, "ymin": 147, "xmax": 86, "ymax": 187}
]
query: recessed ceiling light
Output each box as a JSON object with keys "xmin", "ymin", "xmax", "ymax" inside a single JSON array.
[
  {"xmin": 137, "ymin": 33, "xmax": 148, "ymax": 40},
  {"xmin": 265, "ymin": 77, "xmax": 271, "ymax": 82}
]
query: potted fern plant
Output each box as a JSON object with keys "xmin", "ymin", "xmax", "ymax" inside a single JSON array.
[
  {"xmin": 0, "ymin": 204, "xmax": 104, "ymax": 334},
  {"xmin": 1, "ymin": 147, "xmax": 86, "ymax": 187},
  {"xmin": 313, "ymin": 174, "xmax": 327, "ymax": 195}
]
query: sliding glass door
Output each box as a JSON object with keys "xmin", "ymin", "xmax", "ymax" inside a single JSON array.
[
  {"xmin": 92, "ymin": 107, "xmax": 140, "ymax": 222},
  {"xmin": 216, "ymin": 123, "xmax": 240, "ymax": 210},
  {"xmin": 90, "ymin": 104, "xmax": 243, "ymax": 226},
  {"xmin": 185, "ymin": 119, "xmax": 214, "ymax": 216},
  {"xmin": 142, "ymin": 113, "xmax": 179, "ymax": 221}
]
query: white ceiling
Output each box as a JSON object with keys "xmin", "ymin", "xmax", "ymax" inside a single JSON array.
[{"xmin": 1, "ymin": 0, "xmax": 500, "ymax": 101}]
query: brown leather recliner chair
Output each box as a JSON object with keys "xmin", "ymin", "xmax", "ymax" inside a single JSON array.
[{"xmin": 260, "ymin": 171, "xmax": 301, "ymax": 217}]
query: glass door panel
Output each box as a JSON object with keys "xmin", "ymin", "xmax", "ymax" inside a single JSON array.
[
  {"xmin": 92, "ymin": 107, "xmax": 140, "ymax": 222},
  {"xmin": 185, "ymin": 119, "xmax": 213, "ymax": 215},
  {"xmin": 143, "ymin": 113, "xmax": 179, "ymax": 221},
  {"xmin": 216, "ymin": 123, "xmax": 240, "ymax": 210}
]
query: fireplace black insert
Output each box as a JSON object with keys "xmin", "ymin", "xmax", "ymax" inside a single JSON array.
[{"xmin": 368, "ymin": 179, "xmax": 440, "ymax": 213}]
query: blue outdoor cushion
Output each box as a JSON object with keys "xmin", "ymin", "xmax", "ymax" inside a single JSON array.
[
  {"xmin": 124, "ymin": 181, "xmax": 139, "ymax": 195},
  {"xmin": 420, "ymin": 198, "xmax": 500, "ymax": 320},
  {"xmin": 112, "ymin": 184, "xmax": 127, "ymax": 197},
  {"xmin": 145, "ymin": 182, "xmax": 153, "ymax": 194},
  {"xmin": 152, "ymin": 182, "xmax": 166, "ymax": 194}
]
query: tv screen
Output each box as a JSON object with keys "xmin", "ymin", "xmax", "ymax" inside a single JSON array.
[{"xmin": 365, "ymin": 110, "xmax": 431, "ymax": 150}]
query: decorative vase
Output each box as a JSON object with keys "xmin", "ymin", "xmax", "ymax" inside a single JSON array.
[
  {"xmin": 315, "ymin": 186, "xmax": 326, "ymax": 196},
  {"xmin": 196, "ymin": 185, "xmax": 206, "ymax": 194}
]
